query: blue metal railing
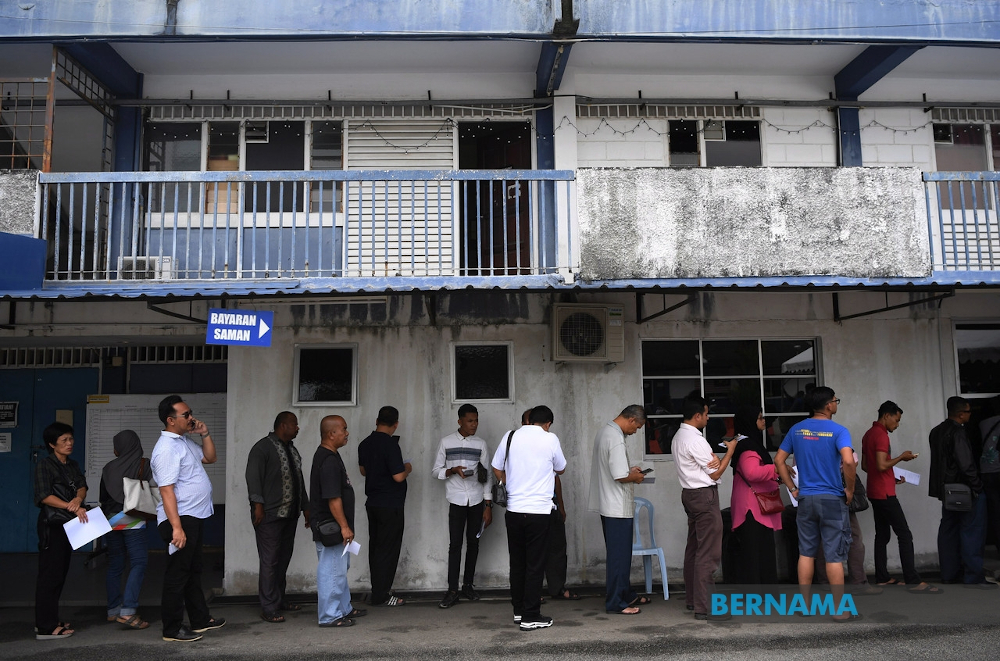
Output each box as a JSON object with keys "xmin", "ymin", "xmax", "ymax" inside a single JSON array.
[
  {"xmin": 923, "ymin": 171, "xmax": 1000, "ymax": 272},
  {"xmin": 37, "ymin": 169, "xmax": 576, "ymax": 282}
]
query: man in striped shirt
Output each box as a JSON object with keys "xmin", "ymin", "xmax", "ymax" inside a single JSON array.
[{"xmin": 432, "ymin": 404, "xmax": 493, "ymax": 608}]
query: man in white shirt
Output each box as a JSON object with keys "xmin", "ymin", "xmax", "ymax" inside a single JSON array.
[
  {"xmin": 151, "ymin": 395, "xmax": 226, "ymax": 642},
  {"xmin": 432, "ymin": 404, "xmax": 493, "ymax": 609},
  {"xmin": 588, "ymin": 404, "xmax": 648, "ymax": 614},
  {"xmin": 671, "ymin": 395, "xmax": 737, "ymax": 621},
  {"xmin": 492, "ymin": 405, "xmax": 567, "ymax": 631}
]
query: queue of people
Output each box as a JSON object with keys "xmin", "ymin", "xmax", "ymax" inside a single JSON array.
[{"xmin": 32, "ymin": 390, "xmax": 1000, "ymax": 640}]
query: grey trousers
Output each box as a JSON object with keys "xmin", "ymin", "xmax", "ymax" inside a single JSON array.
[{"xmin": 681, "ymin": 485, "xmax": 723, "ymax": 614}]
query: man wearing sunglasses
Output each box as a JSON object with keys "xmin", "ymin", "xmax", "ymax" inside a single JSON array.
[{"xmin": 151, "ymin": 395, "xmax": 227, "ymax": 642}]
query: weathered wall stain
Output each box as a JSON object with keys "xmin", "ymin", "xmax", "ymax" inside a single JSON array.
[
  {"xmin": 0, "ymin": 171, "xmax": 38, "ymax": 236},
  {"xmin": 577, "ymin": 167, "xmax": 931, "ymax": 281}
]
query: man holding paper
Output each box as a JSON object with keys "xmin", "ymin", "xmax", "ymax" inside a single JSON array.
[
  {"xmin": 861, "ymin": 401, "xmax": 938, "ymax": 592},
  {"xmin": 151, "ymin": 395, "xmax": 226, "ymax": 642}
]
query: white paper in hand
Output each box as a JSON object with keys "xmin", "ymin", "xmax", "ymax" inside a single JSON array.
[
  {"xmin": 893, "ymin": 467, "xmax": 921, "ymax": 486},
  {"xmin": 63, "ymin": 507, "xmax": 112, "ymax": 550},
  {"xmin": 342, "ymin": 539, "xmax": 361, "ymax": 556}
]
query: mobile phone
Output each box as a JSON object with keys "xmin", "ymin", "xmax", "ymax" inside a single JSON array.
[
  {"xmin": 640, "ymin": 468, "xmax": 654, "ymax": 474},
  {"xmin": 463, "ymin": 468, "xmax": 475, "ymax": 477}
]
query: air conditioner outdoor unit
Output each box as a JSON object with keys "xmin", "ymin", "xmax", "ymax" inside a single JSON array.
[
  {"xmin": 117, "ymin": 256, "xmax": 175, "ymax": 280},
  {"xmin": 551, "ymin": 304, "xmax": 625, "ymax": 363}
]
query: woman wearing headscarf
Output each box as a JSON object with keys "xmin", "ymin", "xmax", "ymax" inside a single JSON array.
[
  {"xmin": 34, "ymin": 422, "xmax": 88, "ymax": 640},
  {"xmin": 729, "ymin": 405, "xmax": 782, "ymax": 584},
  {"xmin": 100, "ymin": 430, "xmax": 152, "ymax": 630}
]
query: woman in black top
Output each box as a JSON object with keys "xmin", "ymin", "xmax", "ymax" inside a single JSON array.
[{"xmin": 34, "ymin": 422, "xmax": 88, "ymax": 640}]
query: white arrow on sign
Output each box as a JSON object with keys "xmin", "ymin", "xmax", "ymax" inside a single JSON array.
[{"xmin": 258, "ymin": 318, "xmax": 270, "ymax": 339}]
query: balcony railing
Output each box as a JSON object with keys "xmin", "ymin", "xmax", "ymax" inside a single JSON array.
[
  {"xmin": 37, "ymin": 169, "xmax": 576, "ymax": 282},
  {"xmin": 924, "ymin": 171, "xmax": 1000, "ymax": 272}
]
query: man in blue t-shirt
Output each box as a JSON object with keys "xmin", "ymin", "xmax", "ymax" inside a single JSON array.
[{"xmin": 776, "ymin": 387, "xmax": 858, "ymax": 617}]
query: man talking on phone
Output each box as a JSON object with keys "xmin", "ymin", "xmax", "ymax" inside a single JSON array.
[{"xmin": 587, "ymin": 405, "xmax": 648, "ymax": 614}]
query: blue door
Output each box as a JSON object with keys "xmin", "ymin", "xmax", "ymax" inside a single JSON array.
[{"xmin": 0, "ymin": 367, "xmax": 99, "ymax": 552}]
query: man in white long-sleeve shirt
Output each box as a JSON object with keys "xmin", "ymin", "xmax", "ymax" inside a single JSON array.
[
  {"xmin": 432, "ymin": 404, "xmax": 493, "ymax": 608},
  {"xmin": 671, "ymin": 395, "xmax": 737, "ymax": 621}
]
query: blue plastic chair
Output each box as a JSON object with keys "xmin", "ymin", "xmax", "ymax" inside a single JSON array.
[{"xmin": 632, "ymin": 496, "xmax": 669, "ymax": 600}]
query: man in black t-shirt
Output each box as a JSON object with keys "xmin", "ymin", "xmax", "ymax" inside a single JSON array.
[
  {"xmin": 357, "ymin": 406, "xmax": 412, "ymax": 606},
  {"xmin": 310, "ymin": 415, "xmax": 364, "ymax": 627}
]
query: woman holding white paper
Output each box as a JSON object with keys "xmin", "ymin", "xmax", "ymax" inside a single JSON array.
[
  {"xmin": 34, "ymin": 421, "xmax": 88, "ymax": 640},
  {"xmin": 100, "ymin": 429, "xmax": 152, "ymax": 630}
]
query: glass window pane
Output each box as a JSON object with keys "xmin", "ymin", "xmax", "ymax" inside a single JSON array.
[
  {"xmin": 705, "ymin": 121, "xmax": 762, "ymax": 166},
  {"xmin": 146, "ymin": 123, "xmax": 202, "ymax": 212},
  {"xmin": 641, "ymin": 341, "xmax": 700, "ymax": 376},
  {"xmin": 955, "ymin": 324, "xmax": 1000, "ymax": 394},
  {"xmin": 764, "ymin": 377, "xmax": 814, "ymax": 413},
  {"xmin": 702, "ymin": 340, "xmax": 759, "ymax": 376},
  {"xmin": 297, "ymin": 348, "xmax": 353, "ymax": 403},
  {"xmin": 455, "ymin": 345, "xmax": 510, "ymax": 400},
  {"xmin": 645, "ymin": 418, "xmax": 680, "ymax": 455},
  {"xmin": 705, "ymin": 415, "xmax": 734, "ymax": 445},
  {"xmin": 704, "ymin": 377, "xmax": 760, "ymax": 414},
  {"xmin": 246, "ymin": 121, "xmax": 305, "ymax": 213},
  {"xmin": 643, "ymin": 378, "xmax": 700, "ymax": 414},
  {"xmin": 669, "ymin": 120, "xmax": 699, "ymax": 166},
  {"xmin": 762, "ymin": 340, "xmax": 815, "ymax": 375},
  {"xmin": 767, "ymin": 415, "xmax": 808, "ymax": 451}
]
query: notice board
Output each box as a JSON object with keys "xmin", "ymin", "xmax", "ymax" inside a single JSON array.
[{"xmin": 85, "ymin": 393, "xmax": 227, "ymax": 504}]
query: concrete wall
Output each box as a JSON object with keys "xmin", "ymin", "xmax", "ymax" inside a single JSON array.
[
  {"xmin": 0, "ymin": 171, "xmax": 38, "ymax": 235},
  {"xmin": 576, "ymin": 167, "xmax": 930, "ymax": 280}
]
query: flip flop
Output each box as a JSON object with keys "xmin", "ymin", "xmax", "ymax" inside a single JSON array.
[
  {"xmin": 280, "ymin": 602, "xmax": 302, "ymax": 612},
  {"xmin": 832, "ymin": 613, "xmax": 863, "ymax": 623},
  {"xmin": 319, "ymin": 617, "xmax": 355, "ymax": 628},
  {"xmin": 116, "ymin": 614, "xmax": 150, "ymax": 629},
  {"xmin": 877, "ymin": 578, "xmax": 901, "ymax": 586},
  {"xmin": 261, "ymin": 612, "xmax": 286, "ymax": 623},
  {"xmin": 551, "ymin": 590, "xmax": 583, "ymax": 600},
  {"xmin": 347, "ymin": 608, "xmax": 368, "ymax": 617},
  {"xmin": 629, "ymin": 596, "xmax": 652, "ymax": 606},
  {"xmin": 36, "ymin": 625, "xmax": 74, "ymax": 640},
  {"xmin": 609, "ymin": 606, "xmax": 641, "ymax": 615},
  {"xmin": 907, "ymin": 584, "xmax": 943, "ymax": 594}
]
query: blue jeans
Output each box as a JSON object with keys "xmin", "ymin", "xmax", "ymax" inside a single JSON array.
[
  {"xmin": 938, "ymin": 494, "xmax": 988, "ymax": 583},
  {"xmin": 106, "ymin": 528, "xmax": 149, "ymax": 618},
  {"xmin": 316, "ymin": 541, "xmax": 353, "ymax": 624}
]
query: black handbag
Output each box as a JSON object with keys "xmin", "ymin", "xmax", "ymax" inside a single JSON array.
[
  {"xmin": 315, "ymin": 519, "xmax": 344, "ymax": 547},
  {"xmin": 492, "ymin": 430, "xmax": 515, "ymax": 508},
  {"xmin": 848, "ymin": 475, "xmax": 869, "ymax": 513},
  {"xmin": 944, "ymin": 483, "xmax": 973, "ymax": 512},
  {"xmin": 43, "ymin": 457, "xmax": 79, "ymax": 524}
]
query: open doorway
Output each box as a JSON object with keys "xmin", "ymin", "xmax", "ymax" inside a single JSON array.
[{"xmin": 458, "ymin": 121, "xmax": 532, "ymax": 275}]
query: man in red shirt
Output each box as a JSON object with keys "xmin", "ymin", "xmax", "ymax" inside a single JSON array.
[{"xmin": 861, "ymin": 401, "xmax": 940, "ymax": 593}]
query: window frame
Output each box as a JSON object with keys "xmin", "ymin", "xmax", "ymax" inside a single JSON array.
[
  {"xmin": 292, "ymin": 343, "xmax": 358, "ymax": 407},
  {"xmin": 451, "ymin": 341, "xmax": 515, "ymax": 404},
  {"xmin": 667, "ymin": 119, "xmax": 764, "ymax": 167},
  {"xmin": 640, "ymin": 337, "xmax": 822, "ymax": 460},
  {"xmin": 953, "ymin": 321, "xmax": 1000, "ymax": 399}
]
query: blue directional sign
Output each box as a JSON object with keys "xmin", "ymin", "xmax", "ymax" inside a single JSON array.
[{"xmin": 206, "ymin": 308, "xmax": 273, "ymax": 347}]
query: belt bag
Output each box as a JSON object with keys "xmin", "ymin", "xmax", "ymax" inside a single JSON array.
[
  {"xmin": 123, "ymin": 458, "xmax": 160, "ymax": 521},
  {"xmin": 492, "ymin": 429, "xmax": 515, "ymax": 509},
  {"xmin": 944, "ymin": 483, "xmax": 973, "ymax": 512},
  {"xmin": 315, "ymin": 519, "xmax": 344, "ymax": 547}
]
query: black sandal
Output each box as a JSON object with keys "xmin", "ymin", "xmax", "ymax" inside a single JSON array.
[
  {"xmin": 261, "ymin": 612, "xmax": 286, "ymax": 623},
  {"xmin": 319, "ymin": 617, "xmax": 355, "ymax": 627}
]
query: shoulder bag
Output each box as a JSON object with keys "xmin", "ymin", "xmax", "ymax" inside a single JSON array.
[
  {"xmin": 943, "ymin": 483, "xmax": 973, "ymax": 512},
  {"xmin": 491, "ymin": 430, "xmax": 514, "ymax": 508},
  {"xmin": 123, "ymin": 458, "xmax": 160, "ymax": 521},
  {"xmin": 735, "ymin": 469, "xmax": 784, "ymax": 515},
  {"xmin": 848, "ymin": 474, "xmax": 870, "ymax": 513}
]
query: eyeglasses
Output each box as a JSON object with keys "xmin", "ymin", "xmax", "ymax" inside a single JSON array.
[
  {"xmin": 829, "ymin": 398, "xmax": 841, "ymax": 405},
  {"xmin": 171, "ymin": 410, "xmax": 193, "ymax": 419}
]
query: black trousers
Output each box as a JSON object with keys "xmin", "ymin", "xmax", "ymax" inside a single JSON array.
[
  {"xmin": 447, "ymin": 502, "xmax": 484, "ymax": 591},
  {"xmin": 545, "ymin": 509, "xmax": 568, "ymax": 595},
  {"xmin": 733, "ymin": 512, "xmax": 778, "ymax": 584},
  {"xmin": 255, "ymin": 516, "xmax": 298, "ymax": 613},
  {"xmin": 158, "ymin": 516, "xmax": 212, "ymax": 636},
  {"xmin": 982, "ymin": 473, "xmax": 1000, "ymax": 549},
  {"xmin": 505, "ymin": 511, "xmax": 550, "ymax": 618},
  {"xmin": 367, "ymin": 506, "xmax": 405, "ymax": 604},
  {"xmin": 35, "ymin": 520, "xmax": 73, "ymax": 632},
  {"xmin": 871, "ymin": 496, "xmax": 921, "ymax": 584}
]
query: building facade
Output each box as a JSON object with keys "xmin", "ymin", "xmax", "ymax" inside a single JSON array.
[{"xmin": 1, "ymin": 1, "xmax": 999, "ymax": 595}]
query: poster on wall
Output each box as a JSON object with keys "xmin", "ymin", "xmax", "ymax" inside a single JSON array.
[{"xmin": 0, "ymin": 401, "xmax": 17, "ymax": 428}]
